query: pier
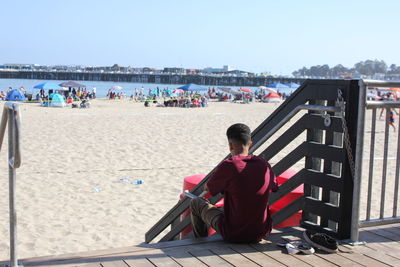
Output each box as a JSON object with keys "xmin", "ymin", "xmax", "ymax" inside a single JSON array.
[{"xmin": 0, "ymin": 70, "xmax": 306, "ymax": 87}]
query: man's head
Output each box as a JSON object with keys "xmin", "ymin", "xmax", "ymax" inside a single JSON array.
[{"xmin": 226, "ymin": 123, "xmax": 252, "ymax": 156}]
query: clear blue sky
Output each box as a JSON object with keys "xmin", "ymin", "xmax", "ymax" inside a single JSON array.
[{"xmin": 1, "ymin": 0, "xmax": 399, "ymax": 75}]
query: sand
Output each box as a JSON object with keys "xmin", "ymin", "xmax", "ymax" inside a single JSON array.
[{"xmin": 0, "ymin": 99, "xmax": 398, "ymax": 260}]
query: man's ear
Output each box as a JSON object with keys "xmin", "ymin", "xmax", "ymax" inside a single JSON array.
[
  {"xmin": 248, "ymin": 141, "xmax": 253, "ymax": 149},
  {"xmin": 228, "ymin": 141, "xmax": 234, "ymax": 151}
]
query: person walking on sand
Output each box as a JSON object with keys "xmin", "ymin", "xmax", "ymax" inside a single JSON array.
[
  {"xmin": 389, "ymin": 108, "xmax": 399, "ymax": 132},
  {"xmin": 190, "ymin": 123, "xmax": 278, "ymax": 243}
]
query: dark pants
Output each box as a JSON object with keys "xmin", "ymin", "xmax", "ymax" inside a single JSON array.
[{"xmin": 190, "ymin": 197, "xmax": 224, "ymax": 238}]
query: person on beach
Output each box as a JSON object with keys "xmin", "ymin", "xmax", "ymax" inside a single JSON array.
[
  {"xmin": 190, "ymin": 123, "xmax": 278, "ymax": 243},
  {"xmin": 389, "ymin": 108, "xmax": 399, "ymax": 132}
]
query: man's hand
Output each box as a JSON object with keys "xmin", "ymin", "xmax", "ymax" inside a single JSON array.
[{"xmin": 204, "ymin": 184, "xmax": 209, "ymax": 192}]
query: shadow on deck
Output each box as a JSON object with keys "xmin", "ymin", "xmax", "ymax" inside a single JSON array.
[{"xmin": 2, "ymin": 224, "xmax": 400, "ymax": 267}]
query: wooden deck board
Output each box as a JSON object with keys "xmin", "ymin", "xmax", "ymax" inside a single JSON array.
[
  {"xmin": 344, "ymin": 244, "xmax": 400, "ymax": 266},
  {"xmin": 101, "ymin": 260, "xmax": 129, "ymax": 267},
  {"xmin": 209, "ymin": 247, "xmax": 259, "ymax": 266},
  {"xmin": 146, "ymin": 255, "xmax": 180, "ymax": 267},
  {"xmin": 3, "ymin": 224, "xmax": 400, "ymax": 267},
  {"xmin": 167, "ymin": 250, "xmax": 208, "ymax": 266},
  {"xmin": 124, "ymin": 257, "xmax": 156, "ymax": 267},
  {"xmin": 188, "ymin": 248, "xmax": 233, "ymax": 266},
  {"xmin": 228, "ymin": 243, "xmax": 286, "ymax": 267}
]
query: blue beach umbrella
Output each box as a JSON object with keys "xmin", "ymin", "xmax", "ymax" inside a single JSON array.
[
  {"xmin": 266, "ymin": 82, "xmax": 289, "ymax": 89},
  {"xmin": 34, "ymin": 82, "xmax": 62, "ymax": 90},
  {"xmin": 178, "ymin": 83, "xmax": 207, "ymax": 91},
  {"xmin": 288, "ymin": 82, "xmax": 300, "ymax": 88}
]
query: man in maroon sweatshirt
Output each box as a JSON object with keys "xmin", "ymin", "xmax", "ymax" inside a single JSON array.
[{"xmin": 190, "ymin": 123, "xmax": 278, "ymax": 243}]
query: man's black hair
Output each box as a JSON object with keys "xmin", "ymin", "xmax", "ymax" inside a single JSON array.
[{"xmin": 226, "ymin": 123, "xmax": 251, "ymax": 145}]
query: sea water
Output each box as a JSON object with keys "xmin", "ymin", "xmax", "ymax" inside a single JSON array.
[{"xmin": 0, "ymin": 78, "xmax": 261, "ymax": 98}]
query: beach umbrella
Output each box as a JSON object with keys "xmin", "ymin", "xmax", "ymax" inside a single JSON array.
[
  {"xmin": 177, "ymin": 83, "xmax": 207, "ymax": 91},
  {"xmin": 266, "ymin": 82, "xmax": 289, "ymax": 89},
  {"xmin": 259, "ymin": 85, "xmax": 277, "ymax": 93},
  {"xmin": 109, "ymin": 85, "xmax": 123, "ymax": 91},
  {"xmin": 59, "ymin": 80, "xmax": 86, "ymax": 88},
  {"xmin": 34, "ymin": 82, "xmax": 62, "ymax": 90},
  {"xmin": 240, "ymin": 88, "xmax": 253, "ymax": 93},
  {"xmin": 288, "ymin": 82, "xmax": 300, "ymax": 88},
  {"xmin": 173, "ymin": 89, "xmax": 184, "ymax": 93},
  {"xmin": 218, "ymin": 87, "xmax": 240, "ymax": 95}
]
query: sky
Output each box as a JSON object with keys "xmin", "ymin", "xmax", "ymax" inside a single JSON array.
[{"xmin": 1, "ymin": 0, "xmax": 399, "ymax": 75}]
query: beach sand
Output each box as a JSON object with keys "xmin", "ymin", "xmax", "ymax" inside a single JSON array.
[{"xmin": 0, "ymin": 100, "xmax": 398, "ymax": 260}]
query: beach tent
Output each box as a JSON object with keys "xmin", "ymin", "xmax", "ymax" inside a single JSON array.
[
  {"xmin": 263, "ymin": 92, "xmax": 282, "ymax": 103},
  {"xmin": 34, "ymin": 82, "xmax": 62, "ymax": 90},
  {"xmin": 49, "ymin": 93, "xmax": 66, "ymax": 107},
  {"xmin": 178, "ymin": 83, "xmax": 207, "ymax": 91},
  {"xmin": 6, "ymin": 89, "xmax": 26, "ymax": 101}
]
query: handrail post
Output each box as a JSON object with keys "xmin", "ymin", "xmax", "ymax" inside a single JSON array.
[
  {"xmin": 0, "ymin": 103, "xmax": 23, "ymax": 267},
  {"xmin": 349, "ymin": 80, "xmax": 367, "ymax": 244},
  {"xmin": 8, "ymin": 108, "xmax": 18, "ymax": 267}
]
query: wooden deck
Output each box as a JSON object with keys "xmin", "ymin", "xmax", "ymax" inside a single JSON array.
[{"xmin": 2, "ymin": 223, "xmax": 400, "ymax": 267}]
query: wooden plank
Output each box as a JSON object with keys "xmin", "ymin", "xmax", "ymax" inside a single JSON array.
[
  {"xmin": 19, "ymin": 245, "xmax": 154, "ymax": 266},
  {"xmin": 303, "ymin": 197, "xmax": 341, "ymax": 221},
  {"xmin": 359, "ymin": 230, "xmax": 400, "ymax": 256},
  {"xmin": 273, "ymin": 142, "xmax": 307, "ymax": 175},
  {"xmin": 209, "ymin": 247, "xmax": 259, "ymax": 266},
  {"xmin": 303, "ymin": 169, "xmax": 343, "ymax": 193},
  {"xmin": 314, "ymin": 253, "xmax": 363, "ymax": 267},
  {"xmin": 305, "ymin": 142, "xmax": 346, "ymax": 162},
  {"xmin": 367, "ymin": 227, "xmax": 400, "ymax": 241},
  {"xmin": 101, "ymin": 260, "xmax": 128, "ymax": 267},
  {"xmin": 250, "ymin": 241, "xmax": 312, "ymax": 267},
  {"xmin": 344, "ymin": 243, "xmax": 400, "ymax": 266},
  {"xmin": 228, "ymin": 244, "xmax": 285, "ymax": 267},
  {"xmin": 124, "ymin": 257, "xmax": 155, "ymax": 267},
  {"xmin": 372, "ymin": 224, "xmax": 400, "ymax": 236},
  {"xmin": 146, "ymin": 254, "xmax": 180, "ymax": 267},
  {"xmin": 189, "ymin": 248, "xmax": 233, "ymax": 266},
  {"xmin": 167, "ymin": 250, "xmax": 207, "ymax": 266},
  {"xmin": 78, "ymin": 263, "xmax": 103, "ymax": 267},
  {"xmin": 339, "ymin": 251, "xmax": 391, "ymax": 267},
  {"xmin": 260, "ymin": 114, "xmax": 343, "ymax": 163}
]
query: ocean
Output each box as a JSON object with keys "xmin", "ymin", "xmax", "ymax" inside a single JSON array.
[{"xmin": 0, "ymin": 78, "xmax": 263, "ymax": 98}]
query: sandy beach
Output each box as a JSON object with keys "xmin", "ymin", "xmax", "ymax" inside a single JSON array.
[{"xmin": 0, "ymin": 99, "xmax": 398, "ymax": 260}]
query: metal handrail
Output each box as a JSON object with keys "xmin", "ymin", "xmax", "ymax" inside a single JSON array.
[
  {"xmin": 0, "ymin": 103, "xmax": 22, "ymax": 267},
  {"xmin": 366, "ymin": 100, "xmax": 400, "ymax": 109},
  {"xmin": 363, "ymin": 80, "xmax": 400, "ymax": 88}
]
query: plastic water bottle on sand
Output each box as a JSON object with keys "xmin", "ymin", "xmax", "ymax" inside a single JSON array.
[{"xmin": 132, "ymin": 179, "xmax": 143, "ymax": 185}]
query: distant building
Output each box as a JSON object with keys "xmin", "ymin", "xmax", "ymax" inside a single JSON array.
[
  {"xmin": 0, "ymin": 63, "xmax": 35, "ymax": 70},
  {"xmin": 163, "ymin": 67, "xmax": 185, "ymax": 74},
  {"xmin": 186, "ymin": 69, "xmax": 201, "ymax": 74},
  {"xmin": 202, "ymin": 65, "xmax": 233, "ymax": 73}
]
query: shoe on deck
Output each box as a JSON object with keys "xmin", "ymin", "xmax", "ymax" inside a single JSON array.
[{"xmin": 303, "ymin": 230, "xmax": 338, "ymax": 253}]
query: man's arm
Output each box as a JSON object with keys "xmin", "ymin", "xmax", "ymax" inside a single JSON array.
[{"xmin": 206, "ymin": 161, "xmax": 232, "ymax": 196}]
